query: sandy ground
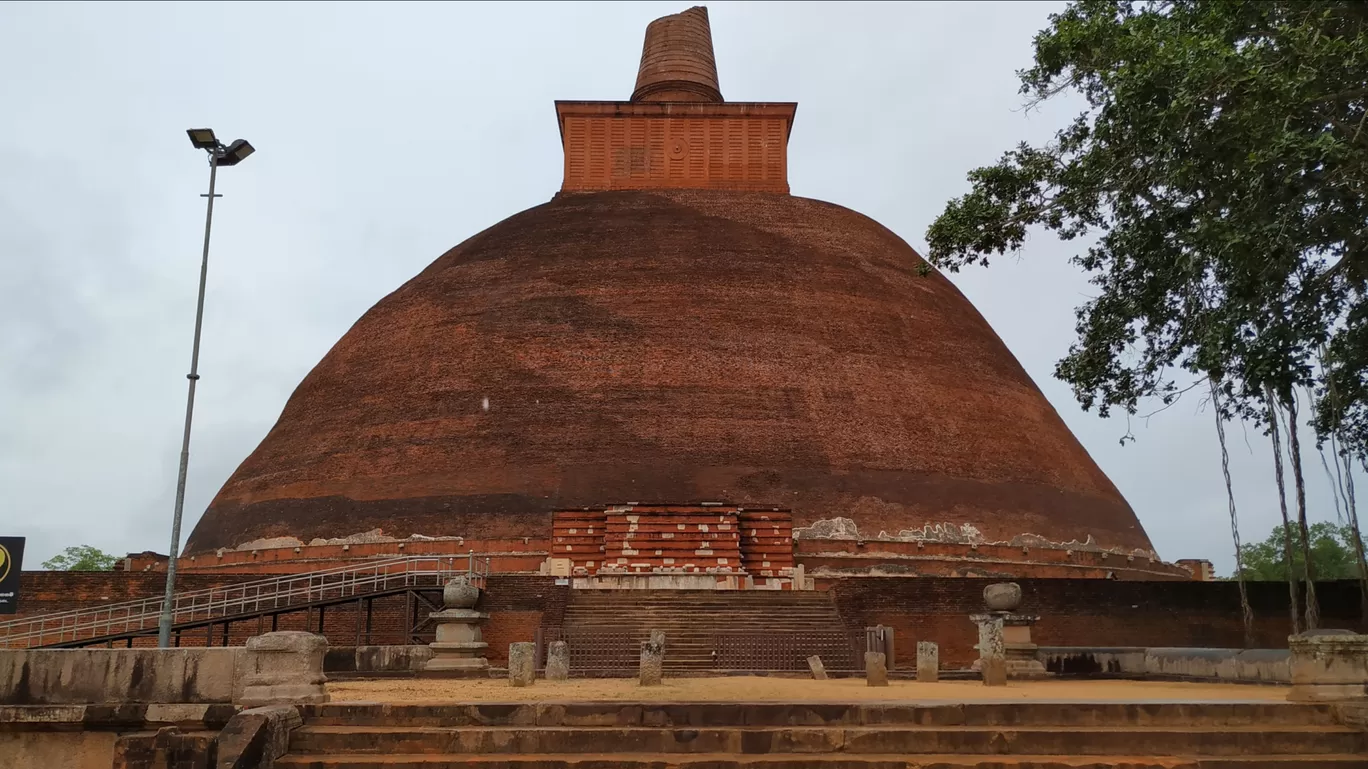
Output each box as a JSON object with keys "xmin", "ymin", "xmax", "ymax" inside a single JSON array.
[{"xmin": 327, "ymin": 676, "xmax": 1290, "ymax": 704}]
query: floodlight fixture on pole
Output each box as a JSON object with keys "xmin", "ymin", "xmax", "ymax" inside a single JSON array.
[{"xmin": 157, "ymin": 128, "xmax": 254, "ymax": 649}]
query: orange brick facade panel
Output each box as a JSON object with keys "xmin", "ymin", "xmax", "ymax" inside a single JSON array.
[{"xmin": 557, "ymin": 105, "xmax": 794, "ymax": 193}]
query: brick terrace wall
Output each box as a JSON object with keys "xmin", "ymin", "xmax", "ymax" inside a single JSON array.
[
  {"xmin": 9, "ymin": 572, "xmax": 567, "ymax": 660},
  {"xmin": 828, "ymin": 577, "xmax": 1366, "ymax": 670},
  {"xmin": 12, "ymin": 572, "xmax": 253, "ymax": 618},
  {"xmin": 15, "ymin": 571, "xmax": 1361, "ymax": 671},
  {"xmin": 797, "ymin": 540, "xmax": 1192, "ymax": 580},
  {"xmin": 479, "ymin": 575, "xmax": 568, "ymax": 666}
]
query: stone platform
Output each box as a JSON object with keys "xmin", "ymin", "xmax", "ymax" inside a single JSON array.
[
  {"xmin": 325, "ymin": 677, "xmax": 1297, "ymax": 704},
  {"xmin": 276, "ymin": 682, "xmax": 1365, "ymax": 768}
]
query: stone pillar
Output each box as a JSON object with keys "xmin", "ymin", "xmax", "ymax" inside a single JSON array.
[
  {"xmin": 972, "ymin": 582, "xmax": 1047, "ymax": 680},
  {"xmin": 916, "ymin": 641, "xmax": 939, "ymax": 683},
  {"xmin": 639, "ymin": 630, "xmax": 665, "ymax": 686},
  {"xmin": 508, "ymin": 642, "xmax": 536, "ymax": 687},
  {"xmin": 1288, "ymin": 630, "xmax": 1368, "ymax": 702},
  {"xmin": 865, "ymin": 651, "xmax": 888, "ymax": 686},
  {"xmin": 807, "ymin": 655, "xmax": 827, "ymax": 680},
  {"xmin": 425, "ymin": 576, "xmax": 490, "ymax": 676},
  {"xmin": 239, "ymin": 632, "xmax": 329, "ymax": 707},
  {"xmin": 545, "ymin": 640, "xmax": 570, "ymax": 681},
  {"xmin": 972, "ymin": 614, "xmax": 1007, "ymax": 687}
]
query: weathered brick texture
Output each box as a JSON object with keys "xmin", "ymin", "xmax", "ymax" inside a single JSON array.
[{"xmin": 828, "ymin": 577, "xmax": 1366, "ymax": 669}]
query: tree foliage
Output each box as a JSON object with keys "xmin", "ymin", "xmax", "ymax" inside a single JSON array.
[
  {"xmin": 925, "ymin": 0, "xmax": 1368, "ymax": 459},
  {"xmin": 1238, "ymin": 521, "xmax": 1361, "ymax": 580},
  {"xmin": 41, "ymin": 545, "xmax": 119, "ymax": 571}
]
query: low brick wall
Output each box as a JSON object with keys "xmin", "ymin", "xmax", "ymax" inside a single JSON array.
[
  {"xmin": 828, "ymin": 577, "xmax": 1365, "ymax": 669},
  {"xmin": 8, "ymin": 571, "xmax": 1363, "ymax": 672}
]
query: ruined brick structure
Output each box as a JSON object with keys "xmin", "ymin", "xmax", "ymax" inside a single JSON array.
[
  {"xmin": 549, "ymin": 504, "xmax": 795, "ymax": 588},
  {"xmin": 177, "ymin": 6, "xmax": 1182, "ymax": 581}
]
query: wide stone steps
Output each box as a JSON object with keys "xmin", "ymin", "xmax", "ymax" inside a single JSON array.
[
  {"xmin": 274, "ymin": 752, "xmax": 1368, "ymax": 769},
  {"xmin": 281, "ymin": 701, "xmax": 1364, "ymax": 768},
  {"xmin": 558, "ymin": 590, "xmax": 858, "ymax": 672},
  {"xmin": 286, "ymin": 724, "xmax": 1364, "ymax": 756},
  {"xmin": 299, "ymin": 702, "xmax": 1340, "ymax": 727}
]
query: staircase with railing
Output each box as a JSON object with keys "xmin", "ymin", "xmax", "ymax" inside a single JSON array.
[{"xmin": 0, "ymin": 554, "xmax": 490, "ymax": 649}]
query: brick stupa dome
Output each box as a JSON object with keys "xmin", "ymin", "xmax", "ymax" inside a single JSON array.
[{"xmin": 185, "ymin": 7, "xmax": 1158, "ymax": 566}]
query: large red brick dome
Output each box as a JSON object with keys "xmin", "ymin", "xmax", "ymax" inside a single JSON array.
[{"xmin": 186, "ymin": 188, "xmax": 1155, "ymax": 556}]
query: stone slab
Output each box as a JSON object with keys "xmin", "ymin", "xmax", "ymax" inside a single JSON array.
[{"xmin": 0, "ymin": 647, "xmax": 245, "ymax": 706}]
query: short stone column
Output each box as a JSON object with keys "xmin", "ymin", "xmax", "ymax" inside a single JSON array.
[
  {"xmin": 865, "ymin": 651, "xmax": 888, "ymax": 686},
  {"xmin": 807, "ymin": 655, "xmax": 827, "ymax": 680},
  {"xmin": 239, "ymin": 631, "xmax": 330, "ymax": 706},
  {"xmin": 971, "ymin": 582, "xmax": 1047, "ymax": 680},
  {"xmin": 916, "ymin": 641, "xmax": 939, "ymax": 683},
  {"xmin": 972, "ymin": 614, "xmax": 1007, "ymax": 687},
  {"xmin": 508, "ymin": 642, "xmax": 536, "ymax": 687},
  {"xmin": 1288, "ymin": 630, "xmax": 1368, "ymax": 702},
  {"xmin": 639, "ymin": 630, "xmax": 665, "ymax": 686},
  {"xmin": 425, "ymin": 576, "xmax": 490, "ymax": 676},
  {"xmin": 545, "ymin": 640, "xmax": 570, "ymax": 681}
]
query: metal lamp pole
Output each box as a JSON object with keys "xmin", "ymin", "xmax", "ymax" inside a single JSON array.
[{"xmin": 158, "ymin": 129, "xmax": 254, "ymax": 648}]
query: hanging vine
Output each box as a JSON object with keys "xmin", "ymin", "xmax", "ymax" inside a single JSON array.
[
  {"xmin": 1264, "ymin": 385, "xmax": 1302, "ymax": 636},
  {"xmin": 1211, "ymin": 377, "xmax": 1254, "ymax": 646},
  {"xmin": 1284, "ymin": 391, "xmax": 1320, "ymax": 630}
]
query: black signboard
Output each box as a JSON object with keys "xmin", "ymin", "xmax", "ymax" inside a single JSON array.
[{"xmin": 0, "ymin": 537, "xmax": 24, "ymax": 614}]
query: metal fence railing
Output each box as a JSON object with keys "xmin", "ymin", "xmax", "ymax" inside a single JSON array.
[{"xmin": 0, "ymin": 553, "xmax": 491, "ymax": 649}]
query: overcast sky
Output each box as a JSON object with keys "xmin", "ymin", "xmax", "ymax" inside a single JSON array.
[{"xmin": 1, "ymin": 1, "xmax": 1360, "ymax": 574}]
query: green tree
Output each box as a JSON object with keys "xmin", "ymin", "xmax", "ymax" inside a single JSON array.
[
  {"xmin": 1238, "ymin": 521, "xmax": 1359, "ymax": 581},
  {"xmin": 41, "ymin": 545, "xmax": 119, "ymax": 571},
  {"xmin": 924, "ymin": 0, "xmax": 1368, "ymax": 631}
]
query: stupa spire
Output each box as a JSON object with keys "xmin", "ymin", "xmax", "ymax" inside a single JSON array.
[{"xmin": 631, "ymin": 6, "xmax": 723, "ymax": 103}]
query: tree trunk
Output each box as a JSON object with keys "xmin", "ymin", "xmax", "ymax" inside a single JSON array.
[
  {"xmin": 1264, "ymin": 386, "xmax": 1302, "ymax": 636},
  {"xmin": 1211, "ymin": 378, "xmax": 1254, "ymax": 646},
  {"xmin": 1318, "ymin": 354, "xmax": 1368, "ymax": 630},
  {"xmin": 1284, "ymin": 394, "xmax": 1320, "ymax": 630},
  {"xmin": 1344, "ymin": 455, "xmax": 1368, "ymax": 629}
]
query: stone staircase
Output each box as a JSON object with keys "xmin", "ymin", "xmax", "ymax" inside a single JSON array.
[
  {"xmin": 554, "ymin": 590, "xmax": 859, "ymax": 673},
  {"xmin": 277, "ymin": 701, "xmax": 1367, "ymax": 768}
]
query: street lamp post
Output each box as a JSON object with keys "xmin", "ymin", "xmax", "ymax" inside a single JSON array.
[{"xmin": 157, "ymin": 129, "xmax": 255, "ymax": 649}]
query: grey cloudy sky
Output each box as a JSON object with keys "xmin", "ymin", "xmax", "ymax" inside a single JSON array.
[{"xmin": 1, "ymin": 1, "xmax": 1359, "ymax": 574}]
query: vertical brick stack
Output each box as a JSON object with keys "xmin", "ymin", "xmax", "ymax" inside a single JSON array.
[
  {"xmin": 551, "ymin": 508, "xmax": 608, "ymax": 574},
  {"xmin": 600, "ymin": 504, "xmax": 742, "ymax": 575},
  {"xmin": 739, "ymin": 508, "xmax": 794, "ymax": 580}
]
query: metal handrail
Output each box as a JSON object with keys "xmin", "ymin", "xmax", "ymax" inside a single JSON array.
[{"xmin": 0, "ymin": 553, "xmax": 493, "ymax": 649}]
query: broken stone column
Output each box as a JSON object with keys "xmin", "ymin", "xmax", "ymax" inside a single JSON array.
[
  {"xmin": 215, "ymin": 705, "xmax": 302, "ymax": 769},
  {"xmin": 807, "ymin": 655, "xmax": 827, "ymax": 680},
  {"xmin": 916, "ymin": 641, "xmax": 939, "ymax": 683},
  {"xmin": 639, "ymin": 630, "xmax": 665, "ymax": 686},
  {"xmin": 508, "ymin": 642, "xmax": 536, "ymax": 687},
  {"xmin": 972, "ymin": 614, "xmax": 1007, "ymax": 687},
  {"xmin": 545, "ymin": 640, "xmax": 570, "ymax": 681},
  {"xmin": 1288, "ymin": 630, "xmax": 1368, "ymax": 702},
  {"xmin": 424, "ymin": 575, "xmax": 490, "ymax": 676},
  {"xmin": 239, "ymin": 631, "xmax": 330, "ymax": 707},
  {"xmin": 865, "ymin": 651, "xmax": 888, "ymax": 687}
]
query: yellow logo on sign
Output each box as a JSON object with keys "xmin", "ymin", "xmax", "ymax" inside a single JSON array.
[{"xmin": 0, "ymin": 544, "xmax": 9, "ymax": 583}]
